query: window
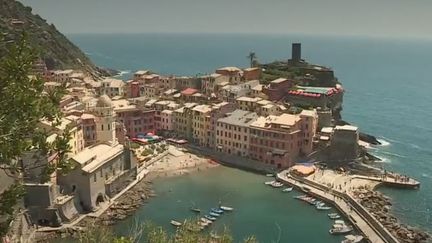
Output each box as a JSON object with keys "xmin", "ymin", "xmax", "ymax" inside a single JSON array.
[
  {"xmin": 94, "ymin": 174, "xmax": 97, "ymax": 182},
  {"xmin": 101, "ymin": 124, "xmax": 104, "ymax": 131}
]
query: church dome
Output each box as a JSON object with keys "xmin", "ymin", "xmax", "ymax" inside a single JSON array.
[{"xmin": 96, "ymin": 95, "xmax": 112, "ymax": 107}]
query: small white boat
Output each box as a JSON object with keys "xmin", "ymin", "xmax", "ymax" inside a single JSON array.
[
  {"xmin": 170, "ymin": 220, "xmax": 182, "ymax": 227},
  {"xmin": 210, "ymin": 232, "xmax": 221, "ymax": 239},
  {"xmin": 204, "ymin": 215, "xmax": 217, "ymax": 221},
  {"xmin": 317, "ymin": 205, "xmax": 332, "ymax": 210},
  {"xmin": 271, "ymin": 181, "xmax": 284, "ymax": 188},
  {"xmin": 209, "ymin": 212, "xmax": 220, "ymax": 217},
  {"xmin": 329, "ymin": 225, "xmax": 353, "ymax": 234},
  {"xmin": 282, "ymin": 187, "xmax": 293, "ymax": 192},
  {"xmin": 220, "ymin": 206, "xmax": 234, "ymax": 211},
  {"xmin": 198, "ymin": 221, "xmax": 209, "ymax": 227},
  {"xmin": 328, "ymin": 213, "xmax": 341, "ymax": 219},
  {"xmin": 264, "ymin": 181, "xmax": 275, "ymax": 185},
  {"xmin": 341, "ymin": 235, "xmax": 364, "ymax": 243},
  {"xmin": 335, "ymin": 220, "xmax": 345, "ymax": 225},
  {"xmin": 200, "ymin": 217, "xmax": 212, "ymax": 224},
  {"xmin": 315, "ymin": 202, "xmax": 325, "ymax": 207},
  {"xmin": 266, "ymin": 173, "xmax": 274, "ymax": 177}
]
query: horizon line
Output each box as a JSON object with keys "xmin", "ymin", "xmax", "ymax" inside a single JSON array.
[{"xmin": 64, "ymin": 31, "xmax": 432, "ymax": 42}]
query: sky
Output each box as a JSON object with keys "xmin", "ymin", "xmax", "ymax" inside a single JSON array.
[{"xmin": 20, "ymin": 0, "xmax": 432, "ymax": 39}]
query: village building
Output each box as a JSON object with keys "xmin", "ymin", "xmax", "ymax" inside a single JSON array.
[
  {"xmin": 99, "ymin": 78, "xmax": 125, "ymax": 97},
  {"xmin": 242, "ymin": 67, "xmax": 261, "ymax": 81},
  {"xmin": 216, "ymin": 67, "xmax": 242, "ymax": 84},
  {"xmin": 262, "ymin": 78, "xmax": 294, "ymax": 101},
  {"xmin": 201, "ymin": 73, "xmax": 228, "ymax": 96},
  {"xmin": 248, "ymin": 112, "xmax": 317, "ymax": 168},
  {"xmin": 215, "ymin": 110, "xmax": 258, "ymax": 157}
]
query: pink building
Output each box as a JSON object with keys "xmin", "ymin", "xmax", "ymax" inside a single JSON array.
[
  {"xmin": 248, "ymin": 112, "xmax": 316, "ymax": 168},
  {"xmin": 116, "ymin": 108, "xmax": 155, "ymax": 138},
  {"xmin": 126, "ymin": 81, "xmax": 140, "ymax": 98},
  {"xmin": 242, "ymin": 67, "xmax": 261, "ymax": 81},
  {"xmin": 81, "ymin": 113, "xmax": 97, "ymax": 146},
  {"xmin": 262, "ymin": 78, "xmax": 294, "ymax": 101}
]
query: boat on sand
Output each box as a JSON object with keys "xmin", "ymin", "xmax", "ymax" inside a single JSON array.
[
  {"xmin": 204, "ymin": 215, "xmax": 217, "ymax": 221},
  {"xmin": 170, "ymin": 220, "xmax": 182, "ymax": 227}
]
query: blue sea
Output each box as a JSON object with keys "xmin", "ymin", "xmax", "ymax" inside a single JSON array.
[{"xmin": 68, "ymin": 33, "xmax": 432, "ymax": 240}]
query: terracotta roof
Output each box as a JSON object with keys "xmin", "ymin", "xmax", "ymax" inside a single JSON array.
[{"xmin": 181, "ymin": 88, "xmax": 198, "ymax": 96}]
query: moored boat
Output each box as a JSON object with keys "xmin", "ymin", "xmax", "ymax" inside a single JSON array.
[
  {"xmin": 211, "ymin": 208, "xmax": 224, "ymax": 214},
  {"xmin": 220, "ymin": 206, "xmax": 234, "ymax": 211},
  {"xmin": 170, "ymin": 220, "xmax": 182, "ymax": 227},
  {"xmin": 341, "ymin": 235, "xmax": 364, "ymax": 243},
  {"xmin": 334, "ymin": 220, "xmax": 345, "ymax": 225},
  {"xmin": 204, "ymin": 215, "xmax": 217, "ymax": 221},
  {"xmin": 282, "ymin": 187, "xmax": 293, "ymax": 192},
  {"xmin": 329, "ymin": 225, "xmax": 353, "ymax": 235},
  {"xmin": 328, "ymin": 213, "xmax": 341, "ymax": 219},
  {"xmin": 317, "ymin": 205, "xmax": 332, "ymax": 210},
  {"xmin": 271, "ymin": 181, "xmax": 284, "ymax": 188},
  {"xmin": 266, "ymin": 173, "xmax": 274, "ymax": 177},
  {"xmin": 190, "ymin": 207, "xmax": 201, "ymax": 213},
  {"xmin": 198, "ymin": 221, "xmax": 209, "ymax": 227},
  {"xmin": 209, "ymin": 212, "xmax": 220, "ymax": 217},
  {"xmin": 330, "ymin": 222, "xmax": 353, "ymax": 235},
  {"xmin": 264, "ymin": 181, "xmax": 275, "ymax": 185},
  {"xmin": 200, "ymin": 217, "xmax": 212, "ymax": 224},
  {"xmin": 315, "ymin": 202, "xmax": 325, "ymax": 207},
  {"xmin": 210, "ymin": 232, "xmax": 221, "ymax": 239}
]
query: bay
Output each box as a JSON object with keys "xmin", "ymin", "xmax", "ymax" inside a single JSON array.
[{"xmin": 68, "ymin": 33, "xmax": 432, "ymax": 236}]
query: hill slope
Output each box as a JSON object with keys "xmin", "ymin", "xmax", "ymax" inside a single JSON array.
[{"xmin": 0, "ymin": 0, "xmax": 111, "ymax": 75}]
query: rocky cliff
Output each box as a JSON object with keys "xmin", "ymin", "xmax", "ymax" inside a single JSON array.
[{"xmin": 0, "ymin": 0, "xmax": 114, "ymax": 76}]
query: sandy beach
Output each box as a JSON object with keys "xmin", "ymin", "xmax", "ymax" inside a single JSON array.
[{"xmin": 145, "ymin": 146, "xmax": 219, "ymax": 180}]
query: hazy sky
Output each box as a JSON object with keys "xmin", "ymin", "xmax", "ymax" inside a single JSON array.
[{"xmin": 20, "ymin": 0, "xmax": 432, "ymax": 39}]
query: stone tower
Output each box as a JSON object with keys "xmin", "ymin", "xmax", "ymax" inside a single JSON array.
[{"xmin": 94, "ymin": 95, "xmax": 117, "ymax": 145}]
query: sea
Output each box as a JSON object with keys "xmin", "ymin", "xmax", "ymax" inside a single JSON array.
[{"xmin": 67, "ymin": 33, "xmax": 432, "ymax": 242}]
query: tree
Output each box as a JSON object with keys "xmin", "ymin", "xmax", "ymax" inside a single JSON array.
[
  {"xmin": 0, "ymin": 33, "xmax": 71, "ymax": 236},
  {"xmin": 247, "ymin": 52, "xmax": 257, "ymax": 68},
  {"xmin": 79, "ymin": 219, "xmax": 257, "ymax": 243}
]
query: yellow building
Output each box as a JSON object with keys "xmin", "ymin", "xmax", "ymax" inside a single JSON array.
[
  {"xmin": 39, "ymin": 115, "xmax": 85, "ymax": 156},
  {"xmin": 191, "ymin": 104, "xmax": 213, "ymax": 147}
]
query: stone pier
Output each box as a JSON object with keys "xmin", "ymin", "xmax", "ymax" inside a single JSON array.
[{"xmin": 277, "ymin": 170, "xmax": 400, "ymax": 243}]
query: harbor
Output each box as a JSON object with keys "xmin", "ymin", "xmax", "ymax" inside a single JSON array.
[{"xmin": 113, "ymin": 166, "xmax": 354, "ymax": 243}]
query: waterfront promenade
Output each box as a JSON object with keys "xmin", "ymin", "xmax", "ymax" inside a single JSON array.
[{"xmin": 277, "ymin": 171, "xmax": 400, "ymax": 243}]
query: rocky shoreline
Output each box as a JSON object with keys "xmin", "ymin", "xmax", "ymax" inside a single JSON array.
[
  {"xmin": 353, "ymin": 189, "xmax": 430, "ymax": 243},
  {"xmin": 35, "ymin": 178, "xmax": 156, "ymax": 242},
  {"xmin": 83, "ymin": 179, "xmax": 156, "ymax": 226}
]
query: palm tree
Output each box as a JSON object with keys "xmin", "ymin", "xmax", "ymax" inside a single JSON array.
[{"xmin": 247, "ymin": 52, "xmax": 257, "ymax": 68}]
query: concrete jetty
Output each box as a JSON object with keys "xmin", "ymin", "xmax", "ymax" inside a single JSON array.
[
  {"xmin": 277, "ymin": 170, "xmax": 400, "ymax": 243},
  {"xmin": 352, "ymin": 175, "xmax": 420, "ymax": 189}
]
